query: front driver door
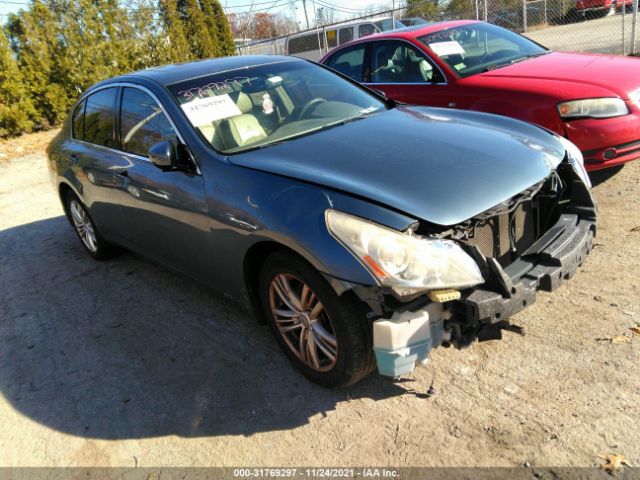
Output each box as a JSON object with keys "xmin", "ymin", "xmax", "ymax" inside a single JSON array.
[{"xmin": 115, "ymin": 86, "xmax": 213, "ymax": 282}]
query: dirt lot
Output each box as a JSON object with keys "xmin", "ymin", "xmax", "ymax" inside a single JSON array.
[
  {"xmin": 0, "ymin": 131, "xmax": 639, "ymax": 469},
  {"xmin": 525, "ymin": 13, "xmax": 638, "ymax": 55}
]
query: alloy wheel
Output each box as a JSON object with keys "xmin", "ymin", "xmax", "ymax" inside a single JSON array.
[
  {"xmin": 268, "ymin": 273, "xmax": 338, "ymax": 372},
  {"xmin": 69, "ymin": 199, "xmax": 98, "ymax": 253}
]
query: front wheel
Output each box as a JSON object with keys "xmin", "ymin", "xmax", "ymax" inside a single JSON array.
[{"xmin": 259, "ymin": 251, "xmax": 376, "ymax": 387}]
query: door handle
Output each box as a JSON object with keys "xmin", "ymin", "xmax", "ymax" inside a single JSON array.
[
  {"xmin": 69, "ymin": 154, "xmax": 79, "ymax": 165},
  {"xmin": 116, "ymin": 169, "xmax": 131, "ymax": 188}
]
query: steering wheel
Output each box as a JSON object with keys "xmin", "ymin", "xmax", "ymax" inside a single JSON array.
[{"xmin": 296, "ymin": 98, "xmax": 328, "ymax": 120}]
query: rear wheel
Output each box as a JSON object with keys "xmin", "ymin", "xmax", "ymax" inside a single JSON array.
[
  {"xmin": 64, "ymin": 191, "xmax": 119, "ymax": 260},
  {"xmin": 259, "ymin": 251, "xmax": 376, "ymax": 387}
]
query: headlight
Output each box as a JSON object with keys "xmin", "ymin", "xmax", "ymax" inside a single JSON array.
[
  {"xmin": 558, "ymin": 98, "xmax": 629, "ymax": 119},
  {"xmin": 325, "ymin": 210, "xmax": 484, "ymax": 293},
  {"xmin": 556, "ymin": 136, "xmax": 591, "ymax": 188}
]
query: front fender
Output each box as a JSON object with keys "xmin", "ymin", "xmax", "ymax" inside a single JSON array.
[
  {"xmin": 467, "ymin": 92, "xmax": 567, "ymax": 136},
  {"xmin": 247, "ymin": 179, "xmax": 418, "ymax": 287}
]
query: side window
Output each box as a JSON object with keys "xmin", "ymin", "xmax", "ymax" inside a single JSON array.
[
  {"xmin": 327, "ymin": 46, "xmax": 366, "ymax": 82},
  {"xmin": 358, "ymin": 23, "xmax": 376, "ymax": 38},
  {"xmin": 374, "ymin": 19, "xmax": 392, "ymax": 31},
  {"xmin": 83, "ymin": 88, "xmax": 117, "ymax": 148},
  {"xmin": 370, "ymin": 42, "xmax": 444, "ymax": 84},
  {"xmin": 120, "ymin": 87, "xmax": 178, "ymax": 157},
  {"xmin": 326, "ymin": 29, "xmax": 337, "ymax": 48},
  {"xmin": 288, "ymin": 33, "xmax": 324, "ymax": 55},
  {"xmin": 338, "ymin": 27, "xmax": 354, "ymax": 45},
  {"xmin": 72, "ymin": 100, "xmax": 85, "ymax": 140}
]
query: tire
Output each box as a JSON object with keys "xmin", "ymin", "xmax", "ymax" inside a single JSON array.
[
  {"xmin": 259, "ymin": 251, "xmax": 376, "ymax": 388},
  {"xmin": 64, "ymin": 191, "xmax": 119, "ymax": 260}
]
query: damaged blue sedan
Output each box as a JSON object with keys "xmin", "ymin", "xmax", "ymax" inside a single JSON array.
[{"xmin": 47, "ymin": 56, "xmax": 596, "ymax": 387}]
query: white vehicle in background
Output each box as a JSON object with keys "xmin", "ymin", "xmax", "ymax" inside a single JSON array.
[
  {"xmin": 286, "ymin": 18, "xmax": 384, "ymax": 60},
  {"xmin": 237, "ymin": 16, "xmax": 428, "ymax": 61}
]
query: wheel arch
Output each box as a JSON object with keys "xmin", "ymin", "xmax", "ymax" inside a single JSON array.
[
  {"xmin": 242, "ymin": 240, "xmax": 362, "ymax": 324},
  {"xmin": 243, "ymin": 241, "xmax": 315, "ymax": 324},
  {"xmin": 58, "ymin": 180, "xmax": 81, "ymax": 224}
]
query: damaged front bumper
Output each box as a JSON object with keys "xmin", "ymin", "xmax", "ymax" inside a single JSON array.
[
  {"xmin": 352, "ymin": 211, "xmax": 596, "ymax": 377},
  {"xmin": 337, "ymin": 164, "xmax": 598, "ymax": 377},
  {"xmin": 452, "ymin": 212, "xmax": 595, "ymax": 345}
]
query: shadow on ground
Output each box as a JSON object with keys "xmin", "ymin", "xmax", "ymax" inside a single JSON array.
[
  {"xmin": 0, "ymin": 216, "xmax": 410, "ymax": 440},
  {"xmin": 589, "ymin": 164, "xmax": 625, "ymax": 187}
]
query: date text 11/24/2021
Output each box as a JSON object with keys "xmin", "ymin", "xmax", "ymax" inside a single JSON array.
[{"xmin": 232, "ymin": 468, "xmax": 399, "ymax": 478}]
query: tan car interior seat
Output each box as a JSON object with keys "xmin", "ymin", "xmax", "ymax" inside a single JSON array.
[
  {"xmin": 221, "ymin": 92, "xmax": 268, "ymax": 149},
  {"xmin": 197, "ymin": 92, "xmax": 268, "ymax": 150}
]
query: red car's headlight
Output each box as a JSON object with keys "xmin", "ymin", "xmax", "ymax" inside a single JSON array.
[{"xmin": 558, "ymin": 98, "xmax": 629, "ymax": 119}]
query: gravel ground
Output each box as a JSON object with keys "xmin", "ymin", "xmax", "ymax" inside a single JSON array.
[
  {"xmin": 0, "ymin": 135, "xmax": 639, "ymax": 468},
  {"xmin": 525, "ymin": 13, "xmax": 638, "ymax": 54}
]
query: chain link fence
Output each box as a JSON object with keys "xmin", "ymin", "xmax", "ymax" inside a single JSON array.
[
  {"xmin": 238, "ymin": 0, "xmax": 640, "ymax": 57},
  {"xmin": 395, "ymin": 0, "xmax": 640, "ymax": 54}
]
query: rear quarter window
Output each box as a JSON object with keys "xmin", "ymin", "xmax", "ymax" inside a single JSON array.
[{"xmin": 72, "ymin": 100, "xmax": 85, "ymax": 140}]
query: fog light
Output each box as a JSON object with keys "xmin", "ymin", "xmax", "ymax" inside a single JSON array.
[{"xmin": 602, "ymin": 148, "xmax": 617, "ymax": 160}]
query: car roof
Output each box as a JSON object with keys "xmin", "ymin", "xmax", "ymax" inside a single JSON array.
[
  {"xmin": 319, "ymin": 19, "xmax": 480, "ymax": 62},
  {"xmin": 104, "ymin": 55, "xmax": 302, "ymax": 87},
  {"xmin": 321, "ymin": 15, "xmax": 391, "ymax": 28},
  {"xmin": 353, "ymin": 19, "xmax": 479, "ymax": 42}
]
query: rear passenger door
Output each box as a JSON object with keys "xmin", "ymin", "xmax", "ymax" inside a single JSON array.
[
  {"xmin": 67, "ymin": 87, "xmax": 131, "ymax": 241},
  {"xmin": 365, "ymin": 40, "xmax": 450, "ymax": 108}
]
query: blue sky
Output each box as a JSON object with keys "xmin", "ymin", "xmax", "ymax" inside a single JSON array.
[
  {"xmin": 1, "ymin": 0, "xmax": 393, "ymax": 27},
  {"xmin": 0, "ymin": 0, "xmax": 29, "ymax": 21},
  {"xmin": 224, "ymin": 0, "xmax": 394, "ymax": 30}
]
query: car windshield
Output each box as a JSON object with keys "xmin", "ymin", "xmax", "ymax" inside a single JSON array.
[
  {"xmin": 417, "ymin": 23, "xmax": 549, "ymax": 78},
  {"xmin": 168, "ymin": 60, "xmax": 385, "ymax": 154}
]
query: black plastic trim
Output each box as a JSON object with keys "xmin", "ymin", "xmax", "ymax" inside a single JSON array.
[{"xmin": 458, "ymin": 213, "xmax": 595, "ymax": 325}]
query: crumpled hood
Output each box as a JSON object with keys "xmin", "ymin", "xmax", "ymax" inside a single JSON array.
[
  {"xmin": 478, "ymin": 52, "xmax": 640, "ymax": 99},
  {"xmin": 229, "ymin": 106, "xmax": 566, "ymax": 226}
]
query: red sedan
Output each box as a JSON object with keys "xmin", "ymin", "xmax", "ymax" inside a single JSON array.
[{"xmin": 320, "ymin": 20, "xmax": 640, "ymax": 171}]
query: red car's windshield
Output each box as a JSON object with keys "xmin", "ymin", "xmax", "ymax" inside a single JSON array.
[{"xmin": 418, "ymin": 23, "xmax": 549, "ymax": 78}]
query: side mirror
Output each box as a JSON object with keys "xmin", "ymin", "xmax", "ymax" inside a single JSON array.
[
  {"xmin": 371, "ymin": 88, "xmax": 397, "ymax": 109},
  {"xmin": 148, "ymin": 141, "xmax": 176, "ymax": 169},
  {"xmin": 371, "ymin": 88, "xmax": 388, "ymax": 100}
]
